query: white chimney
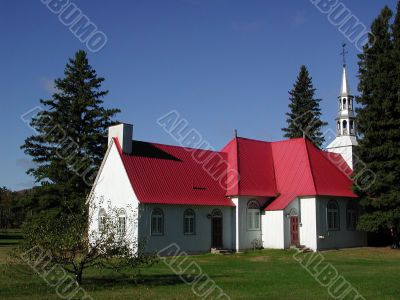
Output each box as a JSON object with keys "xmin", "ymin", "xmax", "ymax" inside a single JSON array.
[{"xmin": 108, "ymin": 123, "xmax": 133, "ymax": 154}]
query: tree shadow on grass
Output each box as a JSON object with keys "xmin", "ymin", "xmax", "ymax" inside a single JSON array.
[
  {"xmin": 84, "ymin": 274, "xmax": 185, "ymax": 289},
  {"xmin": 0, "ymin": 242, "xmax": 20, "ymax": 247},
  {"xmin": 83, "ymin": 273, "xmax": 227, "ymax": 290}
]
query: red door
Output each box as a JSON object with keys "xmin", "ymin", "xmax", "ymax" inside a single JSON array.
[{"xmin": 290, "ymin": 216, "xmax": 299, "ymax": 246}]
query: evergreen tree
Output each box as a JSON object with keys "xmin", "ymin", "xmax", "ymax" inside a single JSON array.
[
  {"xmin": 21, "ymin": 50, "xmax": 120, "ymax": 212},
  {"xmin": 355, "ymin": 5, "xmax": 400, "ymax": 246},
  {"xmin": 282, "ymin": 65, "xmax": 327, "ymax": 147}
]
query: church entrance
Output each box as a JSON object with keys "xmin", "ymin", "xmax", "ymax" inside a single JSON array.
[
  {"xmin": 211, "ymin": 209, "xmax": 223, "ymax": 248},
  {"xmin": 290, "ymin": 216, "xmax": 299, "ymax": 246}
]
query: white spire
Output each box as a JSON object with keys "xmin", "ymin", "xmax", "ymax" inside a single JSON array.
[
  {"xmin": 340, "ymin": 65, "xmax": 350, "ymax": 97},
  {"xmin": 327, "ymin": 59, "xmax": 358, "ymax": 170}
]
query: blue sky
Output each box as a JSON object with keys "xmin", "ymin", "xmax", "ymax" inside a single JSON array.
[{"xmin": 0, "ymin": 0, "xmax": 397, "ymax": 190}]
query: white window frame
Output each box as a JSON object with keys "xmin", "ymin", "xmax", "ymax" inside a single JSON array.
[
  {"xmin": 98, "ymin": 208, "xmax": 107, "ymax": 232},
  {"xmin": 117, "ymin": 209, "xmax": 127, "ymax": 236},
  {"xmin": 247, "ymin": 200, "xmax": 261, "ymax": 231},
  {"xmin": 183, "ymin": 209, "xmax": 196, "ymax": 235},
  {"xmin": 327, "ymin": 200, "xmax": 340, "ymax": 231},
  {"xmin": 346, "ymin": 203, "xmax": 358, "ymax": 230},
  {"xmin": 151, "ymin": 208, "xmax": 164, "ymax": 236}
]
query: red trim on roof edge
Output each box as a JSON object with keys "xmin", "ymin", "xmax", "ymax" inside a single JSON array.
[{"xmin": 113, "ymin": 137, "xmax": 122, "ymax": 154}]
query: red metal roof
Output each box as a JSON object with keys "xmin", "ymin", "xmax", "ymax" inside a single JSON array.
[
  {"xmin": 265, "ymin": 138, "xmax": 356, "ymax": 211},
  {"xmin": 114, "ymin": 138, "xmax": 234, "ymax": 206},
  {"xmin": 113, "ymin": 136, "xmax": 356, "ymax": 209},
  {"xmin": 222, "ymin": 138, "xmax": 277, "ymax": 197}
]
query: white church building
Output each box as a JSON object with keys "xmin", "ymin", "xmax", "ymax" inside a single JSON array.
[{"xmin": 88, "ymin": 65, "xmax": 366, "ymax": 252}]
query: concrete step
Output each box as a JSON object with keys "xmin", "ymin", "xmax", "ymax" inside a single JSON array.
[
  {"xmin": 210, "ymin": 248, "xmax": 234, "ymax": 255},
  {"xmin": 291, "ymin": 245, "xmax": 313, "ymax": 253}
]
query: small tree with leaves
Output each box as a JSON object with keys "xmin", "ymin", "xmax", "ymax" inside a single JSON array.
[
  {"xmin": 282, "ymin": 65, "xmax": 327, "ymax": 147},
  {"xmin": 13, "ymin": 198, "xmax": 156, "ymax": 285}
]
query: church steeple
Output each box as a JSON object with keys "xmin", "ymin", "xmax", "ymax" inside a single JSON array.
[
  {"xmin": 340, "ymin": 65, "xmax": 350, "ymax": 97},
  {"xmin": 336, "ymin": 64, "xmax": 356, "ymax": 137},
  {"xmin": 327, "ymin": 45, "xmax": 358, "ymax": 170}
]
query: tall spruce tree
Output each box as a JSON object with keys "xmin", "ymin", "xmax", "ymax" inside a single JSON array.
[
  {"xmin": 21, "ymin": 50, "xmax": 120, "ymax": 213},
  {"xmin": 282, "ymin": 65, "xmax": 327, "ymax": 147},
  {"xmin": 355, "ymin": 5, "xmax": 400, "ymax": 245}
]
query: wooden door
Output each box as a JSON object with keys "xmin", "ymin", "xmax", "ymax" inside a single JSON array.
[
  {"xmin": 212, "ymin": 216, "xmax": 223, "ymax": 248},
  {"xmin": 290, "ymin": 216, "xmax": 299, "ymax": 246}
]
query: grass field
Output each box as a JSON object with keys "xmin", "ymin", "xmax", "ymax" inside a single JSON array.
[{"xmin": 0, "ymin": 233, "xmax": 399, "ymax": 300}]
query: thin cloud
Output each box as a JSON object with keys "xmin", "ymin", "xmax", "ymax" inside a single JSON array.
[
  {"xmin": 15, "ymin": 180, "xmax": 35, "ymax": 190},
  {"xmin": 39, "ymin": 77, "xmax": 59, "ymax": 94},
  {"xmin": 292, "ymin": 10, "xmax": 307, "ymax": 26},
  {"xmin": 16, "ymin": 158, "xmax": 35, "ymax": 170},
  {"xmin": 232, "ymin": 20, "xmax": 265, "ymax": 33},
  {"xmin": 179, "ymin": 0, "xmax": 202, "ymax": 4}
]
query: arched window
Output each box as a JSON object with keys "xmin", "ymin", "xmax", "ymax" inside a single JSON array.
[
  {"xmin": 338, "ymin": 99, "xmax": 341, "ymax": 110},
  {"xmin": 337, "ymin": 121, "xmax": 341, "ymax": 135},
  {"xmin": 212, "ymin": 209, "xmax": 222, "ymax": 218},
  {"xmin": 327, "ymin": 200, "xmax": 340, "ymax": 230},
  {"xmin": 183, "ymin": 209, "xmax": 195, "ymax": 235},
  {"xmin": 117, "ymin": 209, "xmax": 127, "ymax": 236},
  {"xmin": 350, "ymin": 120, "xmax": 355, "ymax": 135},
  {"xmin": 342, "ymin": 120, "xmax": 348, "ymax": 135},
  {"xmin": 247, "ymin": 200, "xmax": 260, "ymax": 230},
  {"xmin": 98, "ymin": 208, "xmax": 107, "ymax": 232},
  {"xmin": 346, "ymin": 203, "xmax": 358, "ymax": 230},
  {"xmin": 349, "ymin": 98, "xmax": 353, "ymax": 110},
  {"xmin": 343, "ymin": 98, "xmax": 347, "ymax": 110},
  {"xmin": 151, "ymin": 208, "xmax": 164, "ymax": 236}
]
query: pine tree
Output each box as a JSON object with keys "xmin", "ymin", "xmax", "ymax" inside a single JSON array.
[
  {"xmin": 21, "ymin": 50, "xmax": 120, "ymax": 212},
  {"xmin": 282, "ymin": 65, "xmax": 327, "ymax": 147},
  {"xmin": 355, "ymin": 5, "xmax": 400, "ymax": 245}
]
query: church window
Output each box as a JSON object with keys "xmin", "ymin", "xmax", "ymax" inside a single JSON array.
[
  {"xmin": 98, "ymin": 208, "xmax": 107, "ymax": 232},
  {"xmin": 343, "ymin": 98, "xmax": 347, "ymax": 110},
  {"xmin": 247, "ymin": 200, "xmax": 260, "ymax": 230},
  {"xmin": 151, "ymin": 208, "xmax": 164, "ymax": 236},
  {"xmin": 117, "ymin": 209, "xmax": 127, "ymax": 236},
  {"xmin": 346, "ymin": 203, "xmax": 358, "ymax": 230},
  {"xmin": 342, "ymin": 120, "xmax": 348, "ymax": 135},
  {"xmin": 183, "ymin": 209, "xmax": 195, "ymax": 235},
  {"xmin": 327, "ymin": 200, "xmax": 340, "ymax": 230}
]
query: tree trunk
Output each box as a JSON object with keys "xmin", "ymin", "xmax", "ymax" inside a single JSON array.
[{"xmin": 76, "ymin": 269, "xmax": 83, "ymax": 285}]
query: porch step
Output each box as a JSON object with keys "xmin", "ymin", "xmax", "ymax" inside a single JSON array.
[
  {"xmin": 210, "ymin": 248, "xmax": 234, "ymax": 255},
  {"xmin": 292, "ymin": 245, "xmax": 313, "ymax": 253}
]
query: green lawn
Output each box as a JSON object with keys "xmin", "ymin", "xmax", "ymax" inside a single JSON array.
[{"xmin": 0, "ymin": 242, "xmax": 399, "ymax": 299}]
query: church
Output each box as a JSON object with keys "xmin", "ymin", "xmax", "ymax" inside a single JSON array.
[{"xmin": 88, "ymin": 64, "xmax": 366, "ymax": 252}]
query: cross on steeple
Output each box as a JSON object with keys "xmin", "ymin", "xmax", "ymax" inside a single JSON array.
[{"xmin": 340, "ymin": 43, "xmax": 348, "ymax": 67}]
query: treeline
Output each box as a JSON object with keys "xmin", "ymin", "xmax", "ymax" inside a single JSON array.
[{"xmin": 0, "ymin": 187, "xmax": 30, "ymax": 229}]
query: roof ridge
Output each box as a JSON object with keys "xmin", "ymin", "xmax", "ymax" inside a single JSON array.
[
  {"xmin": 303, "ymin": 139, "xmax": 318, "ymax": 195},
  {"xmin": 236, "ymin": 136, "xmax": 306, "ymax": 144},
  {"xmin": 316, "ymin": 147, "xmax": 354, "ymax": 182},
  {"xmin": 269, "ymin": 141, "xmax": 279, "ymax": 195},
  {"xmin": 235, "ymin": 137, "xmax": 241, "ymax": 195},
  {"xmin": 132, "ymin": 139, "xmax": 222, "ymax": 154},
  {"xmin": 235, "ymin": 136, "xmax": 271, "ymax": 143}
]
